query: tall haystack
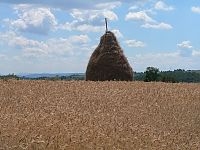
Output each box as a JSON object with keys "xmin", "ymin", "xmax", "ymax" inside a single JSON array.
[{"xmin": 86, "ymin": 31, "xmax": 133, "ymax": 81}]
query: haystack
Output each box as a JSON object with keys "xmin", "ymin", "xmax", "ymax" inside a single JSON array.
[{"xmin": 86, "ymin": 31, "xmax": 133, "ymax": 81}]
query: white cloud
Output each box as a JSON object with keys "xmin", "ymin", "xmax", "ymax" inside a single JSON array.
[
  {"xmin": 129, "ymin": 6, "xmax": 138, "ymax": 11},
  {"xmin": 0, "ymin": 31, "xmax": 91, "ymax": 57},
  {"xmin": 0, "ymin": 31, "xmax": 46, "ymax": 48},
  {"xmin": 0, "ymin": 0, "xmax": 148, "ymax": 10},
  {"xmin": 58, "ymin": 6, "xmax": 118, "ymax": 33},
  {"xmin": 191, "ymin": 7, "xmax": 200, "ymax": 14},
  {"xmin": 9, "ymin": 3, "xmax": 119, "ymax": 34},
  {"xmin": 142, "ymin": 22, "xmax": 172, "ymax": 29},
  {"xmin": 192, "ymin": 50, "xmax": 200, "ymax": 57},
  {"xmin": 103, "ymin": 11, "xmax": 118, "ymax": 21},
  {"xmin": 23, "ymin": 47, "xmax": 48, "ymax": 56},
  {"xmin": 0, "ymin": 54, "xmax": 7, "ymax": 60},
  {"xmin": 129, "ymin": 51, "xmax": 196, "ymax": 71},
  {"xmin": 177, "ymin": 41, "xmax": 200, "ymax": 57},
  {"xmin": 125, "ymin": 40, "xmax": 145, "ymax": 48},
  {"xmin": 125, "ymin": 4, "xmax": 173, "ymax": 30},
  {"xmin": 58, "ymin": 21, "xmax": 105, "ymax": 33},
  {"xmin": 9, "ymin": 5, "xmax": 57, "ymax": 35},
  {"xmin": 70, "ymin": 9, "xmax": 118, "ymax": 23},
  {"xmin": 68, "ymin": 35, "xmax": 90, "ymax": 43},
  {"xmin": 111, "ymin": 29, "xmax": 123, "ymax": 38},
  {"xmin": 76, "ymin": 24, "xmax": 104, "ymax": 32},
  {"xmin": 177, "ymin": 41, "xmax": 193, "ymax": 49},
  {"xmin": 95, "ymin": 1, "xmax": 121, "ymax": 10},
  {"xmin": 125, "ymin": 11, "xmax": 155, "ymax": 22},
  {"xmin": 0, "ymin": 30, "xmax": 95, "ymax": 74},
  {"xmin": 13, "ymin": 4, "xmax": 31, "ymax": 11},
  {"xmin": 177, "ymin": 41, "xmax": 193, "ymax": 57},
  {"xmin": 155, "ymin": 1, "xmax": 174, "ymax": 11}
]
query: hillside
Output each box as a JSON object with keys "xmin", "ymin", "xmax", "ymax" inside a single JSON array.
[{"xmin": 0, "ymin": 80, "xmax": 200, "ymax": 149}]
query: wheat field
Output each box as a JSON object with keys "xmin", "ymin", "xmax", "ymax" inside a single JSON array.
[{"xmin": 0, "ymin": 80, "xmax": 200, "ymax": 149}]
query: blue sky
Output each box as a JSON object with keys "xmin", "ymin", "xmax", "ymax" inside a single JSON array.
[{"xmin": 1, "ymin": 0, "xmax": 200, "ymax": 74}]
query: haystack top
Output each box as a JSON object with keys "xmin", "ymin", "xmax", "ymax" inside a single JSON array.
[{"xmin": 99, "ymin": 31, "xmax": 118, "ymax": 48}]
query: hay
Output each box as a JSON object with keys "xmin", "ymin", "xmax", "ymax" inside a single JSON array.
[{"xmin": 86, "ymin": 31, "xmax": 133, "ymax": 81}]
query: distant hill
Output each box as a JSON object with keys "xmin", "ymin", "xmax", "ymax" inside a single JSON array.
[
  {"xmin": 17, "ymin": 73, "xmax": 85, "ymax": 78},
  {"xmin": 188, "ymin": 70, "xmax": 200, "ymax": 73}
]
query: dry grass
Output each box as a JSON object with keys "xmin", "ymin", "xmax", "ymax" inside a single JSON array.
[{"xmin": 0, "ymin": 80, "xmax": 200, "ymax": 149}]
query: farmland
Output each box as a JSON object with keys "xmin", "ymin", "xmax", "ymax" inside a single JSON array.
[{"xmin": 0, "ymin": 80, "xmax": 200, "ymax": 149}]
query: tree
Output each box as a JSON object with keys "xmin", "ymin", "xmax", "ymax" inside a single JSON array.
[
  {"xmin": 144, "ymin": 67, "xmax": 159, "ymax": 82},
  {"xmin": 161, "ymin": 75, "xmax": 176, "ymax": 83}
]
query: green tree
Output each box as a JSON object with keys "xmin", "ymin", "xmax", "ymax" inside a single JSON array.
[{"xmin": 144, "ymin": 67, "xmax": 160, "ymax": 82}]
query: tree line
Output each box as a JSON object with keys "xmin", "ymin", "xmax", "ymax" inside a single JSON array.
[
  {"xmin": 1, "ymin": 67, "xmax": 200, "ymax": 83},
  {"xmin": 135, "ymin": 67, "xmax": 200, "ymax": 83}
]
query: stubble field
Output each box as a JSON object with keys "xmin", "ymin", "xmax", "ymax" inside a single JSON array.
[{"xmin": 0, "ymin": 80, "xmax": 200, "ymax": 149}]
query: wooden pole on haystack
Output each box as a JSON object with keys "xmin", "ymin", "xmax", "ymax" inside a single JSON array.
[{"xmin": 105, "ymin": 18, "xmax": 108, "ymax": 33}]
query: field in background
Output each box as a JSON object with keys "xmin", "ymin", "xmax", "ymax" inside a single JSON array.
[{"xmin": 0, "ymin": 80, "xmax": 200, "ymax": 149}]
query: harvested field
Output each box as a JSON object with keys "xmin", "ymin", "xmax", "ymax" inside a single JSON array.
[{"xmin": 0, "ymin": 80, "xmax": 200, "ymax": 149}]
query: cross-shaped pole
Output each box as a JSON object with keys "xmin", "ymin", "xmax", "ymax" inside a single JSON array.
[{"xmin": 105, "ymin": 18, "xmax": 108, "ymax": 33}]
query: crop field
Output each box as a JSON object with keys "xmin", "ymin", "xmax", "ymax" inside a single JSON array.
[{"xmin": 0, "ymin": 80, "xmax": 200, "ymax": 149}]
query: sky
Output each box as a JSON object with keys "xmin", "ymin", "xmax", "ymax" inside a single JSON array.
[{"xmin": 1, "ymin": 0, "xmax": 200, "ymax": 74}]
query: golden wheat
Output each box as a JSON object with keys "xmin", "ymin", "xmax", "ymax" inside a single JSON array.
[{"xmin": 0, "ymin": 80, "xmax": 200, "ymax": 149}]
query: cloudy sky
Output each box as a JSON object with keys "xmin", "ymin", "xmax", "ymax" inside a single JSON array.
[{"xmin": 0, "ymin": 0, "xmax": 200, "ymax": 74}]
